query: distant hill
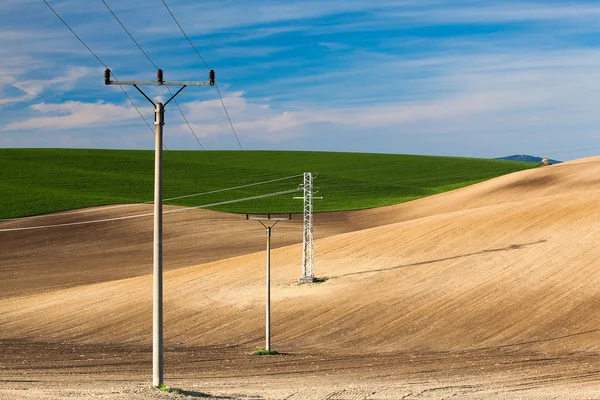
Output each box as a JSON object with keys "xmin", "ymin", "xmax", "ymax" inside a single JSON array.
[{"xmin": 496, "ymin": 155, "xmax": 562, "ymax": 164}]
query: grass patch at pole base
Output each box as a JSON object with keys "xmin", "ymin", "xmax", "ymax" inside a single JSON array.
[
  {"xmin": 252, "ymin": 349, "xmax": 280, "ymax": 355},
  {"xmin": 155, "ymin": 384, "xmax": 182, "ymax": 394}
]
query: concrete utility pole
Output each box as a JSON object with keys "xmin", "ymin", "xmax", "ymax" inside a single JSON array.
[
  {"xmin": 294, "ymin": 173, "xmax": 323, "ymax": 283},
  {"xmin": 104, "ymin": 68, "xmax": 214, "ymax": 388},
  {"xmin": 246, "ymin": 214, "xmax": 291, "ymax": 351}
]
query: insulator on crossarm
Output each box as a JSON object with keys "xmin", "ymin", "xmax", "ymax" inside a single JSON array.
[
  {"xmin": 157, "ymin": 69, "xmax": 164, "ymax": 85},
  {"xmin": 104, "ymin": 68, "xmax": 112, "ymax": 85},
  {"xmin": 209, "ymin": 70, "xmax": 215, "ymax": 86}
]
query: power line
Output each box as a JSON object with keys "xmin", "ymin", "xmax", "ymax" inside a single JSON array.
[
  {"xmin": 0, "ymin": 174, "xmax": 304, "ymax": 222},
  {"xmin": 100, "ymin": 0, "xmax": 158, "ymax": 70},
  {"xmin": 100, "ymin": 0, "xmax": 205, "ymax": 150},
  {"xmin": 160, "ymin": 0, "xmax": 210, "ymax": 70},
  {"xmin": 164, "ymin": 173, "xmax": 303, "ymax": 201},
  {"xmin": 160, "ymin": 0, "xmax": 243, "ymax": 150},
  {"xmin": 0, "ymin": 188, "xmax": 300, "ymax": 232},
  {"xmin": 43, "ymin": 0, "xmax": 104, "ymax": 67},
  {"xmin": 215, "ymin": 83, "xmax": 244, "ymax": 150},
  {"xmin": 41, "ymin": 0, "xmax": 169, "ymax": 151},
  {"xmin": 171, "ymin": 98, "xmax": 204, "ymax": 150}
]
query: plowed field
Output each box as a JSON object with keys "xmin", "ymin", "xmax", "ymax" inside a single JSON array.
[{"xmin": 2, "ymin": 157, "xmax": 600, "ymax": 399}]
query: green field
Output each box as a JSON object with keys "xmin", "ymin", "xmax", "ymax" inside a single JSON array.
[{"xmin": 0, "ymin": 149, "xmax": 536, "ymax": 219}]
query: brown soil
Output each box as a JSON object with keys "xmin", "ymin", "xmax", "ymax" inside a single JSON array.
[{"xmin": 3, "ymin": 157, "xmax": 600, "ymax": 398}]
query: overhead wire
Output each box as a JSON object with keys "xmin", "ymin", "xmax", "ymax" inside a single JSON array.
[
  {"xmin": 100, "ymin": 0, "xmax": 158, "ymax": 70},
  {"xmin": 100, "ymin": 0, "xmax": 205, "ymax": 150},
  {"xmin": 160, "ymin": 0, "xmax": 244, "ymax": 150},
  {"xmin": 41, "ymin": 0, "xmax": 168, "ymax": 151},
  {"xmin": 43, "ymin": 0, "xmax": 104, "ymax": 67},
  {"xmin": 1, "ymin": 167, "xmax": 520, "ymax": 226},
  {"xmin": 214, "ymin": 84, "xmax": 243, "ymax": 150},
  {"xmin": 0, "ymin": 173, "xmax": 304, "ymax": 222},
  {"xmin": 160, "ymin": 0, "xmax": 210, "ymax": 70},
  {"xmin": 163, "ymin": 173, "xmax": 304, "ymax": 201},
  {"xmin": 0, "ymin": 188, "xmax": 300, "ymax": 232}
]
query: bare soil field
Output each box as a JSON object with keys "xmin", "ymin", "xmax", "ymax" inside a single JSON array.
[{"xmin": 3, "ymin": 157, "xmax": 600, "ymax": 399}]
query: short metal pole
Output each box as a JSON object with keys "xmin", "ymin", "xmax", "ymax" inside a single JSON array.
[
  {"xmin": 153, "ymin": 102, "xmax": 164, "ymax": 387},
  {"xmin": 266, "ymin": 226, "xmax": 271, "ymax": 351},
  {"xmin": 245, "ymin": 215, "xmax": 289, "ymax": 352}
]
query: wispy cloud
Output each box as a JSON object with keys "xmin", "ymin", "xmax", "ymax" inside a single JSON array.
[
  {"xmin": 172, "ymin": 93, "xmax": 303, "ymax": 144},
  {"xmin": 410, "ymin": 2, "xmax": 600, "ymax": 24},
  {"xmin": 4, "ymin": 101, "xmax": 139, "ymax": 131},
  {"xmin": 0, "ymin": 66, "xmax": 91, "ymax": 107}
]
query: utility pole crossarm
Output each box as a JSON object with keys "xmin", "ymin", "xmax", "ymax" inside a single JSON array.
[
  {"xmin": 246, "ymin": 214, "xmax": 292, "ymax": 221},
  {"xmin": 108, "ymin": 79, "xmax": 213, "ymax": 87},
  {"xmin": 104, "ymin": 68, "xmax": 215, "ymax": 87}
]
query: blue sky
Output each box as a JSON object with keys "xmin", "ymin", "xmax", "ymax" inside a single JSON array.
[{"xmin": 2, "ymin": 0, "xmax": 600, "ymax": 160}]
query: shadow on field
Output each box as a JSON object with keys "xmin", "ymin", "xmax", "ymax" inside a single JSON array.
[
  {"xmin": 474, "ymin": 328, "xmax": 600, "ymax": 351},
  {"xmin": 333, "ymin": 240, "xmax": 547, "ymax": 279},
  {"xmin": 180, "ymin": 390, "xmax": 237, "ymax": 399}
]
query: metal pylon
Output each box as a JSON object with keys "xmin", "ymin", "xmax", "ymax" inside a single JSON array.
[{"xmin": 295, "ymin": 172, "xmax": 322, "ymax": 283}]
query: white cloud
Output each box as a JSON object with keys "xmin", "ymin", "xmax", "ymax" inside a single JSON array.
[
  {"xmin": 429, "ymin": 2, "xmax": 600, "ymax": 23},
  {"xmin": 141, "ymin": 0, "xmax": 416, "ymax": 36},
  {"xmin": 167, "ymin": 86, "xmax": 537, "ymax": 146},
  {"xmin": 132, "ymin": 0, "xmax": 600, "ymax": 41},
  {"xmin": 317, "ymin": 42, "xmax": 351, "ymax": 51},
  {"xmin": 49, "ymin": 66, "xmax": 90, "ymax": 86},
  {"xmin": 3, "ymin": 101, "xmax": 139, "ymax": 131},
  {"xmin": 211, "ymin": 46, "xmax": 288, "ymax": 58},
  {"xmin": 0, "ymin": 66, "xmax": 92, "ymax": 107},
  {"xmin": 312, "ymin": 91, "xmax": 538, "ymax": 128},
  {"xmin": 173, "ymin": 92, "xmax": 303, "ymax": 143}
]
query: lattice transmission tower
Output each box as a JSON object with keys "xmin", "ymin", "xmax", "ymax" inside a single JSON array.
[{"xmin": 295, "ymin": 172, "xmax": 323, "ymax": 283}]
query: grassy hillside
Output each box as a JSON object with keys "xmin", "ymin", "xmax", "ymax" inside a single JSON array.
[{"xmin": 0, "ymin": 149, "xmax": 536, "ymax": 219}]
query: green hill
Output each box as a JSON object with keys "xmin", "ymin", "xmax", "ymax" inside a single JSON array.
[{"xmin": 0, "ymin": 149, "xmax": 536, "ymax": 219}]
